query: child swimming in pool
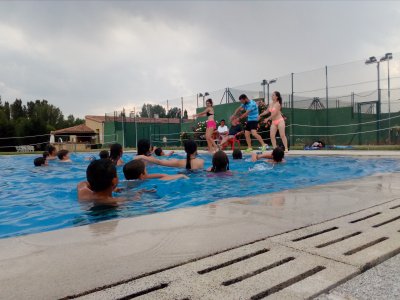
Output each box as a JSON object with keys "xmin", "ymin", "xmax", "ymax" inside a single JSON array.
[
  {"xmin": 57, "ymin": 149, "xmax": 72, "ymax": 162},
  {"xmin": 99, "ymin": 150, "xmax": 109, "ymax": 159},
  {"xmin": 110, "ymin": 143, "xmax": 124, "ymax": 166},
  {"xmin": 154, "ymin": 147, "xmax": 174, "ymax": 157},
  {"xmin": 77, "ymin": 159, "xmax": 124, "ymax": 205},
  {"xmin": 137, "ymin": 140, "xmax": 204, "ymax": 170},
  {"xmin": 33, "ymin": 157, "xmax": 48, "ymax": 167},
  {"xmin": 137, "ymin": 139, "xmax": 152, "ymax": 156},
  {"xmin": 251, "ymin": 147, "xmax": 285, "ymax": 163},
  {"xmin": 46, "ymin": 145, "xmax": 57, "ymax": 160},
  {"xmin": 123, "ymin": 160, "xmax": 188, "ymax": 181},
  {"xmin": 207, "ymin": 150, "xmax": 231, "ymax": 173}
]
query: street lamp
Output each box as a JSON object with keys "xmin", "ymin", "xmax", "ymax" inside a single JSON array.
[
  {"xmin": 261, "ymin": 79, "xmax": 277, "ymax": 106},
  {"xmin": 198, "ymin": 92, "xmax": 209, "ymax": 107},
  {"xmin": 365, "ymin": 56, "xmax": 382, "ymax": 143},
  {"xmin": 380, "ymin": 53, "xmax": 393, "ymax": 143}
]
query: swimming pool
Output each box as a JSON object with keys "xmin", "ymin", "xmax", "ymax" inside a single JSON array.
[{"xmin": 1, "ymin": 152, "xmax": 400, "ymax": 239}]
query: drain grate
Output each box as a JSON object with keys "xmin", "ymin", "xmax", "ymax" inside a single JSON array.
[
  {"xmin": 271, "ymin": 198, "xmax": 400, "ymax": 270},
  {"xmin": 70, "ymin": 198, "xmax": 400, "ymax": 300}
]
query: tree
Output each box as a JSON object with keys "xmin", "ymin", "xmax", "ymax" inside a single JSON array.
[
  {"xmin": 167, "ymin": 107, "xmax": 180, "ymax": 118},
  {"xmin": 151, "ymin": 104, "xmax": 166, "ymax": 118},
  {"xmin": 140, "ymin": 104, "xmax": 151, "ymax": 118},
  {"xmin": 183, "ymin": 109, "xmax": 188, "ymax": 119},
  {"xmin": 10, "ymin": 99, "xmax": 26, "ymax": 120}
]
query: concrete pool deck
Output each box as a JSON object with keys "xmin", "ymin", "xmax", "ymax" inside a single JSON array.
[{"xmin": 1, "ymin": 167, "xmax": 400, "ymax": 299}]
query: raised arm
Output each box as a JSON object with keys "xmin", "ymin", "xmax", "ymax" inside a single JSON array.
[
  {"xmin": 194, "ymin": 107, "xmax": 210, "ymax": 118},
  {"xmin": 137, "ymin": 155, "xmax": 183, "ymax": 168},
  {"xmin": 251, "ymin": 152, "xmax": 273, "ymax": 162},
  {"xmin": 231, "ymin": 106, "xmax": 243, "ymax": 119}
]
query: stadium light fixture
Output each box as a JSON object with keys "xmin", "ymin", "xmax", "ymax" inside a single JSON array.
[
  {"xmin": 198, "ymin": 92, "xmax": 209, "ymax": 107},
  {"xmin": 380, "ymin": 53, "xmax": 393, "ymax": 142},
  {"xmin": 261, "ymin": 79, "xmax": 277, "ymax": 105},
  {"xmin": 365, "ymin": 56, "xmax": 377, "ymax": 64}
]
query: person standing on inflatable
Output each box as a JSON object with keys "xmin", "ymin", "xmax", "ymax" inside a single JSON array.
[{"xmin": 232, "ymin": 94, "xmax": 267, "ymax": 152}]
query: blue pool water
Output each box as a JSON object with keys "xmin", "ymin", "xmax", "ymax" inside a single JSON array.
[{"xmin": 1, "ymin": 152, "xmax": 400, "ymax": 239}]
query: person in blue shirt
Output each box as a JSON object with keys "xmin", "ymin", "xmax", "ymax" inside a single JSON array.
[{"xmin": 231, "ymin": 94, "xmax": 267, "ymax": 152}]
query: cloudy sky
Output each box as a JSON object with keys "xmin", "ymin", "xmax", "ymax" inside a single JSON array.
[{"xmin": 0, "ymin": 0, "xmax": 399, "ymax": 117}]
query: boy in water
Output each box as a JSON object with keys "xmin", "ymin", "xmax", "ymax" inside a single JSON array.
[
  {"xmin": 232, "ymin": 149, "xmax": 243, "ymax": 160},
  {"xmin": 34, "ymin": 157, "xmax": 48, "ymax": 166},
  {"xmin": 77, "ymin": 159, "xmax": 123, "ymax": 205},
  {"xmin": 46, "ymin": 145, "xmax": 58, "ymax": 160},
  {"xmin": 99, "ymin": 150, "xmax": 109, "ymax": 159},
  {"xmin": 123, "ymin": 160, "xmax": 187, "ymax": 181},
  {"xmin": 57, "ymin": 149, "xmax": 72, "ymax": 162},
  {"xmin": 154, "ymin": 147, "xmax": 174, "ymax": 157},
  {"xmin": 251, "ymin": 147, "xmax": 285, "ymax": 163}
]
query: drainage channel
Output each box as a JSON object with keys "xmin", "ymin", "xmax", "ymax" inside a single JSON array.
[{"xmin": 68, "ymin": 198, "xmax": 400, "ymax": 300}]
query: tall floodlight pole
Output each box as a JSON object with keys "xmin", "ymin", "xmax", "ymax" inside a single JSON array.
[
  {"xmin": 261, "ymin": 79, "xmax": 277, "ymax": 106},
  {"xmin": 261, "ymin": 80, "xmax": 267, "ymax": 103},
  {"xmin": 380, "ymin": 53, "xmax": 393, "ymax": 143},
  {"xmin": 198, "ymin": 92, "xmax": 209, "ymax": 108},
  {"xmin": 365, "ymin": 56, "xmax": 381, "ymax": 144}
]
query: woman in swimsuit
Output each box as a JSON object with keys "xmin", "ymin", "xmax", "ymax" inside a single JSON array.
[
  {"xmin": 193, "ymin": 98, "xmax": 218, "ymax": 153},
  {"xmin": 260, "ymin": 91, "xmax": 288, "ymax": 152}
]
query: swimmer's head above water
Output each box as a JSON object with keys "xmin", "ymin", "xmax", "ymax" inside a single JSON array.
[
  {"xmin": 123, "ymin": 160, "xmax": 147, "ymax": 180},
  {"xmin": 86, "ymin": 159, "xmax": 118, "ymax": 192},
  {"xmin": 272, "ymin": 147, "xmax": 284, "ymax": 162},
  {"xmin": 211, "ymin": 150, "xmax": 230, "ymax": 172}
]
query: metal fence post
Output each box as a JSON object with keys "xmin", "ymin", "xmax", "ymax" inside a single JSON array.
[
  {"xmin": 325, "ymin": 66, "xmax": 329, "ymax": 144},
  {"xmin": 290, "ymin": 73, "xmax": 294, "ymax": 147}
]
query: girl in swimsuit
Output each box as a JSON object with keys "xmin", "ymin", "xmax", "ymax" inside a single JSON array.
[
  {"xmin": 259, "ymin": 91, "xmax": 288, "ymax": 152},
  {"xmin": 193, "ymin": 98, "xmax": 218, "ymax": 153}
]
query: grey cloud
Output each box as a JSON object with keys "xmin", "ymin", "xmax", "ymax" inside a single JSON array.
[{"xmin": 0, "ymin": 1, "xmax": 399, "ymax": 117}]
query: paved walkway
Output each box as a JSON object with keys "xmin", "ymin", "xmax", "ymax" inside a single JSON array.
[
  {"xmin": 316, "ymin": 254, "xmax": 400, "ymax": 300},
  {"xmin": 1, "ymin": 172, "xmax": 400, "ymax": 299}
]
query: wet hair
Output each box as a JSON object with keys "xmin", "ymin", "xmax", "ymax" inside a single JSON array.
[
  {"xmin": 154, "ymin": 147, "xmax": 163, "ymax": 156},
  {"xmin": 206, "ymin": 98, "xmax": 213, "ymax": 106},
  {"xmin": 99, "ymin": 150, "xmax": 109, "ymax": 159},
  {"xmin": 137, "ymin": 139, "xmax": 151, "ymax": 156},
  {"xmin": 123, "ymin": 160, "xmax": 146, "ymax": 180},
  {"xmin": 34, "ymin": 157, "xmax": 46, "ymax": 166},
  {"xmin": 110, "ymin": 143, "xmax": 123, "ymax": 163},
  {"xmin": 272, "ymin": 147, "xmax": 285, "ymax": 162},
  {"xmin": 239, "ymin": 94, "xmax": 248, "ymax": 101},
  {"xmin": 211, "ymin": 151, "xmax": 230, "ymax": 172},
  {"xmin": 46, "ymin": 145, "xmax": 56, "ymax": 155},
  {"xmin": 42, "ymin": 151, "xmax": 49, "ymax": 159},
  {"xmin": 57, "ymin": 149, "xmax": 69, "ymax": 160},
  {"xmin": 184, "ymin": 140, "xmax": 197, "ymax": 170},
  {"xmin": 273, "ymin": 91, "xmax": 282, "ymax": 106},
  {"xmin": 232, "ymin": 149, "xmax": 242, "ymax": 160},
  {"xmin": 86, "ymin": 159, "xmax": 117, "ymax": 192}
]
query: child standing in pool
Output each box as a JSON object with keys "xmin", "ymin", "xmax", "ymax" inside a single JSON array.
[
  {"xmin": 110, "ymin": 143, "xmax": 124, "ymax": 166},
  {"xmin": 77, "ymin": 159, "xmax": 123, "ymax": 205},
  {"xmin": 193, "ymin": 99, "xmax": 218, "ymax": 153},
  {"xmin": 207, "ymin": 150, "xmax": 231, "ymax": 173},
  {"xmin": 46, "ymin": 145, "xmax": 57, "ymax": 160},
  {"xmin": 57, "ymin": 149, "xmax": 72, "ymax": 162}
]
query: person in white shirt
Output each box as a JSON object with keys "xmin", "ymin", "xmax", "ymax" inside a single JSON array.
[{"xmin": 217, "ymin": 119, "xmax": 229, "ymax": 144}]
